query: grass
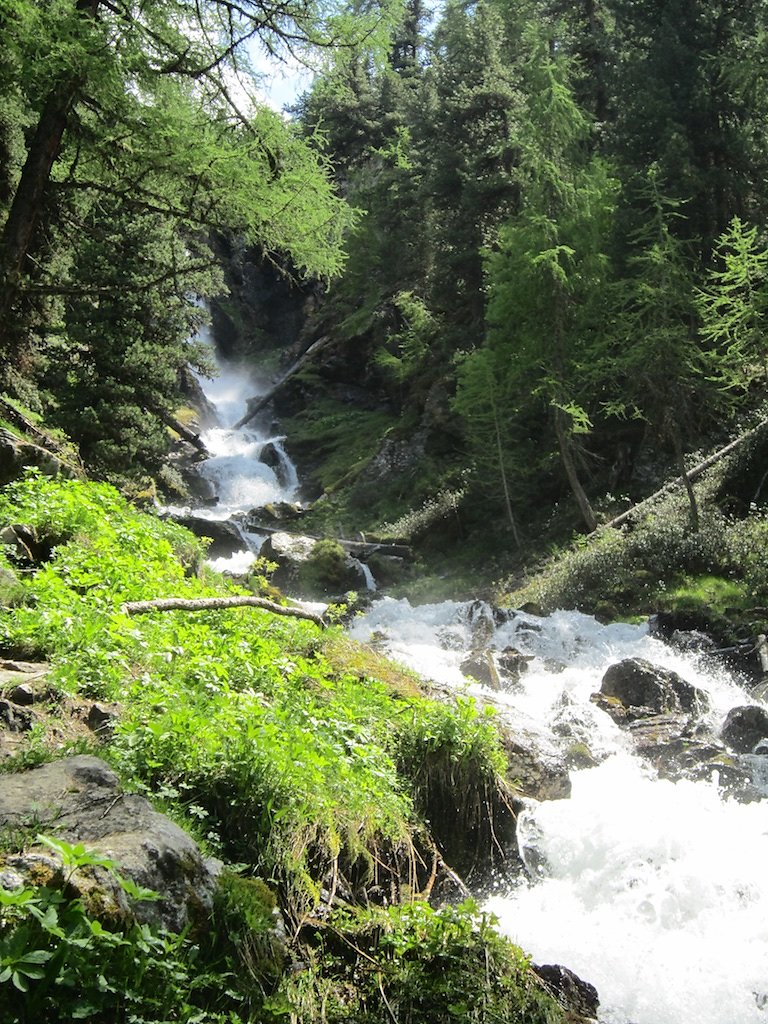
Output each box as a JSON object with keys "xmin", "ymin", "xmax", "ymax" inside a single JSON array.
[{"xmin": 502, "ymin": 452, "xmax": 768, "ymax": 640}]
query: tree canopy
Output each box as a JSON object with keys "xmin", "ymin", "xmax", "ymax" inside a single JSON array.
[{"xmin": 0, "ymin": 0, "xmax": 404, "ymax": 478}]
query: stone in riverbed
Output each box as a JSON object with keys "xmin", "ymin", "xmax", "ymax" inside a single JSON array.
[
  {"xmin": 720, "ymin": 704, "xmax": 768, "ymax": 753},
  {"xmin": 595, "ymin": 657, "xmax": 709, "ymax": 722},
  {"xmin": 168, "ymin": 512, "xmax": 245, "ymax": 557},
  {"xmin": 534, "ymin": 963, "xmax": 600, "ymax": 1023}
]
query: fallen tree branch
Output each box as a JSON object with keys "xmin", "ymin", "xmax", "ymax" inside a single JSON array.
[
  {"xmin": 120, "ymin": 595, "xmax": 325, "ymax": 626},
  {"xmin": 601, "ymin": 418, "xmax": 768, "ymax": 532},
  {"xmin": 233, "ymin": 335, "xmax": 333, "ymax": 430},
  {"xmin": 156, "ymin": 408, "xmax": 209, "ymax": 455}
]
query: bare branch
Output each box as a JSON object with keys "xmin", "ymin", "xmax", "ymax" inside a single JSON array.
[{"xmin": 121, "ymin": 595, "xmax": 326, "ymax": 626}]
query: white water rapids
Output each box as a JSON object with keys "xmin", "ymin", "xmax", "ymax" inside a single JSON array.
[
  {"xmin": 186, "ymin": 337, "xmax": 768, "ymax": 1023},
  {"xmin": 349, "ymin": 600, "xmax": 768, "ymax": 1024}
]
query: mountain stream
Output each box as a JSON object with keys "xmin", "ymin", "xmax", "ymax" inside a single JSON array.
[{"xmin": 184, "ymin": 343, "xmax": 768, "ymax": 1024}]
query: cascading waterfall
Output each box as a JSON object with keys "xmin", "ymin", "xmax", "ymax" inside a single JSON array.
[
  {"xmin": 349, "ymin": 599, "xmax": 768, "ymax": 1024},
  {"xmin": 176, "ymin": 332, "xmax": 302, "ymax": 573},
  {"xmin": 182, "ymin": 329, "xmax": 377, "ymax": 591}
]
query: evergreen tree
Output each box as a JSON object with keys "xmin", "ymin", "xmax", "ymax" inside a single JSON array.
[
  {"xmin": 416, "ymin": 0, "xmax": 520, "ymax": 342},
  {"xmin": 606, "ymin": 174, "xmax": 712, "ymax": 529},
  {"xmin": 468, "ymin": 26, "xmax": 617, "ymax": 532},
  {"xmin": 608, "ymin": 0, "xmax": 768, "ymax": 251},
  {"xmin": 697, "ymin": 216, "xmax": 768, "ymax": 390}
]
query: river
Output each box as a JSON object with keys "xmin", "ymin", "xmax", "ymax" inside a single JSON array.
[{"xmin": 185, "ymin": 341, "xmax": 768, "ymax": 1024}]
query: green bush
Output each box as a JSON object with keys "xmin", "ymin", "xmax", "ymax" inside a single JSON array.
[{"xmin": 286, "ymin": 901, "xmax": 565, "ymax": 1024}]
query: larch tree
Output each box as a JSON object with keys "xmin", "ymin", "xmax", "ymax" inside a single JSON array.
[
  {"xmin": 473, "ymin": 24, "xmax": 617, "ymax": 533},
  {"xmin": 0, "ymin": 0, "xmax": 399, "ymax": 476}
]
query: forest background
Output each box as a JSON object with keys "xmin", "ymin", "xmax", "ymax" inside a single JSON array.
[{"xmin": 4, "ymin": 0, "xmax": 768, "ymax": 581}]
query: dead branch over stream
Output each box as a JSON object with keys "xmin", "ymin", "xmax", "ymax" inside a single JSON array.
[{"xmin": 233, "ymin": 335, "xmax": 332, "ymax": 430}]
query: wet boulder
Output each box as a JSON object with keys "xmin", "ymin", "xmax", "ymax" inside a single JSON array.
[
  {"xmin": 720, "ymin": 705, "xmax": 768, "ymax": 753},
  {"xmin": 501, "ymin": 734, "xmax": 572, "ymax": 802},
  {"xmin": 460, "ymin": 651, "xmax": 501, "ymax": 690},
  {"xmin": 595, "ymin": 658, "xmax": 709, "ymax": 723},
  {"xmin": 497, "ymin": 646, "xmax": 534, "ymax": 688},
  {"xmin": 534, "ymin": 964, "xmax": 600, "ymax": 1023},
  {"xmin": 262, "ymin": 533, "xmax": 368, "ymax": 598},
  {"xmin": 167, "ymin": 512, "xmax": 245, "ymax": 557},
  {"xmin": 258, "ymin": 442, "xmax": 294, "ymax": 488},
  {"xmin": 246, "ymin": 501, "xmax": 305, "ymax": 530}
]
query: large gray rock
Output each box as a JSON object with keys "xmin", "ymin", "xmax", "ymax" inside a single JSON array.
[
  {"xmin": 502, "ymin": 735, "xmax": 572, "ymax": 802},
  {"xmin": 595, "ymin": 658, "xmax": 710, "ymax": 722},
  {"xmin": 0, "ymin": 756, "xmax": 221, "ymax": 933},
  {"xmin": 168, "ymin": 512, "xmax": 245, "ymax": 557}
]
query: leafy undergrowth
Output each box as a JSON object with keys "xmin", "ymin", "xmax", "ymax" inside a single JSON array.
[
  {"xmin": 0, "ymin": 473, "xmax": 560, "ymax": 1023},
  {"xmin": 505, "ymin": 463, "xmax": 768, "ymax": 633},
  {"xmin": 289, "ymin": 901, "xmax": 563, "ymax": 1024}
]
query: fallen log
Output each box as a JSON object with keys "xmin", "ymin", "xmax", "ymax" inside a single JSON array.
[
  {"xmin": 233, "ymin": 335, "xmax": 332, "ymax": 430},
  {"xmin": 601, "ymin": 418, "xmax": 768, "ymax": 532},
  {"xmin": 120, "ymin": 595, "xmax": 325, "ymax": 626}
]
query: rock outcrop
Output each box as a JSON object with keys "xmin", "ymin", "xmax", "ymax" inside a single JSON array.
[
  {"xmin": 720, "ymin": 705, "xmax": 768, "ymax": 753},
  {"xmin": 0, "ymin": 428, "xmax": 79, "ymax": 487}
]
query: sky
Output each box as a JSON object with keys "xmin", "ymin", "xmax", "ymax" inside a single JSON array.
[{"xmin": 249, "ymin": 46, "xmax": 314, "ymax": 114}]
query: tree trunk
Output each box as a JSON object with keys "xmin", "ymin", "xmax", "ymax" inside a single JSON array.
[
  {"xmin": 155, "ymin": 408, "xmax": 209, "ymax": 455},
  {"xmin": 668, "ymin": 418, "xmax": 699, "ymax": 532},
  {"xmin": 554, "ymin": 405, "xmax": 598, "ymax": 533},
  {"xmin": 233, "ymin": 335, "xmax": 332, "ymax": 429},
  {"xmin": 601, "ymin": 418, "xmax": 768, "ymax": 531},
  {"xmin": 0, "ymin": 0, "xmax": 100, "ymax": 355},
  {"xmin": 489, "ymin": 384, "xmax": 522, "ymax": 549}
]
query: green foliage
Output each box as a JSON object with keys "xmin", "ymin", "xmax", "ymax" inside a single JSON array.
[
  {"xmin": 0, "ymin": 835, "xmax": 239, "ymax": 1023},
  {"xmin": 506, "ymin": 458, "xmax": 768, "ymax": 617},
  {"xmin": 377, "ymin": 487, "xmax": 465, "ymax": 542},
  {"xmin": 0, "ymin": 475, "xmax": 511, "ymax": 930},
  {"xmin": 697, "ymin": 216, "xmax": 768, "ymax": 389},
  {"xmin": 395, "ymin": 696, "xmax": 513, "ymax": 875},
  {"xmin": 302, "ymin": 538, "xmax": 353, "ymax": 592},
  {"xmin": 284, "ymin": 398, "xmax": 397, "ymax": 498},
  {"xmin": 375, "ymin": 291, "xmax": 437, "ymax": 388},
  {"xmin": 286, "ymin": 901, "xmax": 565, "ymax": 1023},
  {"xmin": 475, "ymin": 28, "xmax": 617, "ymax": 530}
]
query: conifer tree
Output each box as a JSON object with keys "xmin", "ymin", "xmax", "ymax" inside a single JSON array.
[
  {"xmin": 606, "ymin": 173, "xmax": 712, "ymax": 529},
  {"xmin": 697, "ymin": 216, "xmax": 768, "ymax": 390},
  {"xmin": 466, "ymin": 25, "xmax": 616, "ymax": 532}
]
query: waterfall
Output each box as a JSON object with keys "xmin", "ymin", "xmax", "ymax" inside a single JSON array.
[
  {"xmin": 173, "ymin": 333, "xmax": 303, "ymax": 574},
  {"xmin": 349, "ymin": 599, "xmax": 768, "ymax": 1024}
]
